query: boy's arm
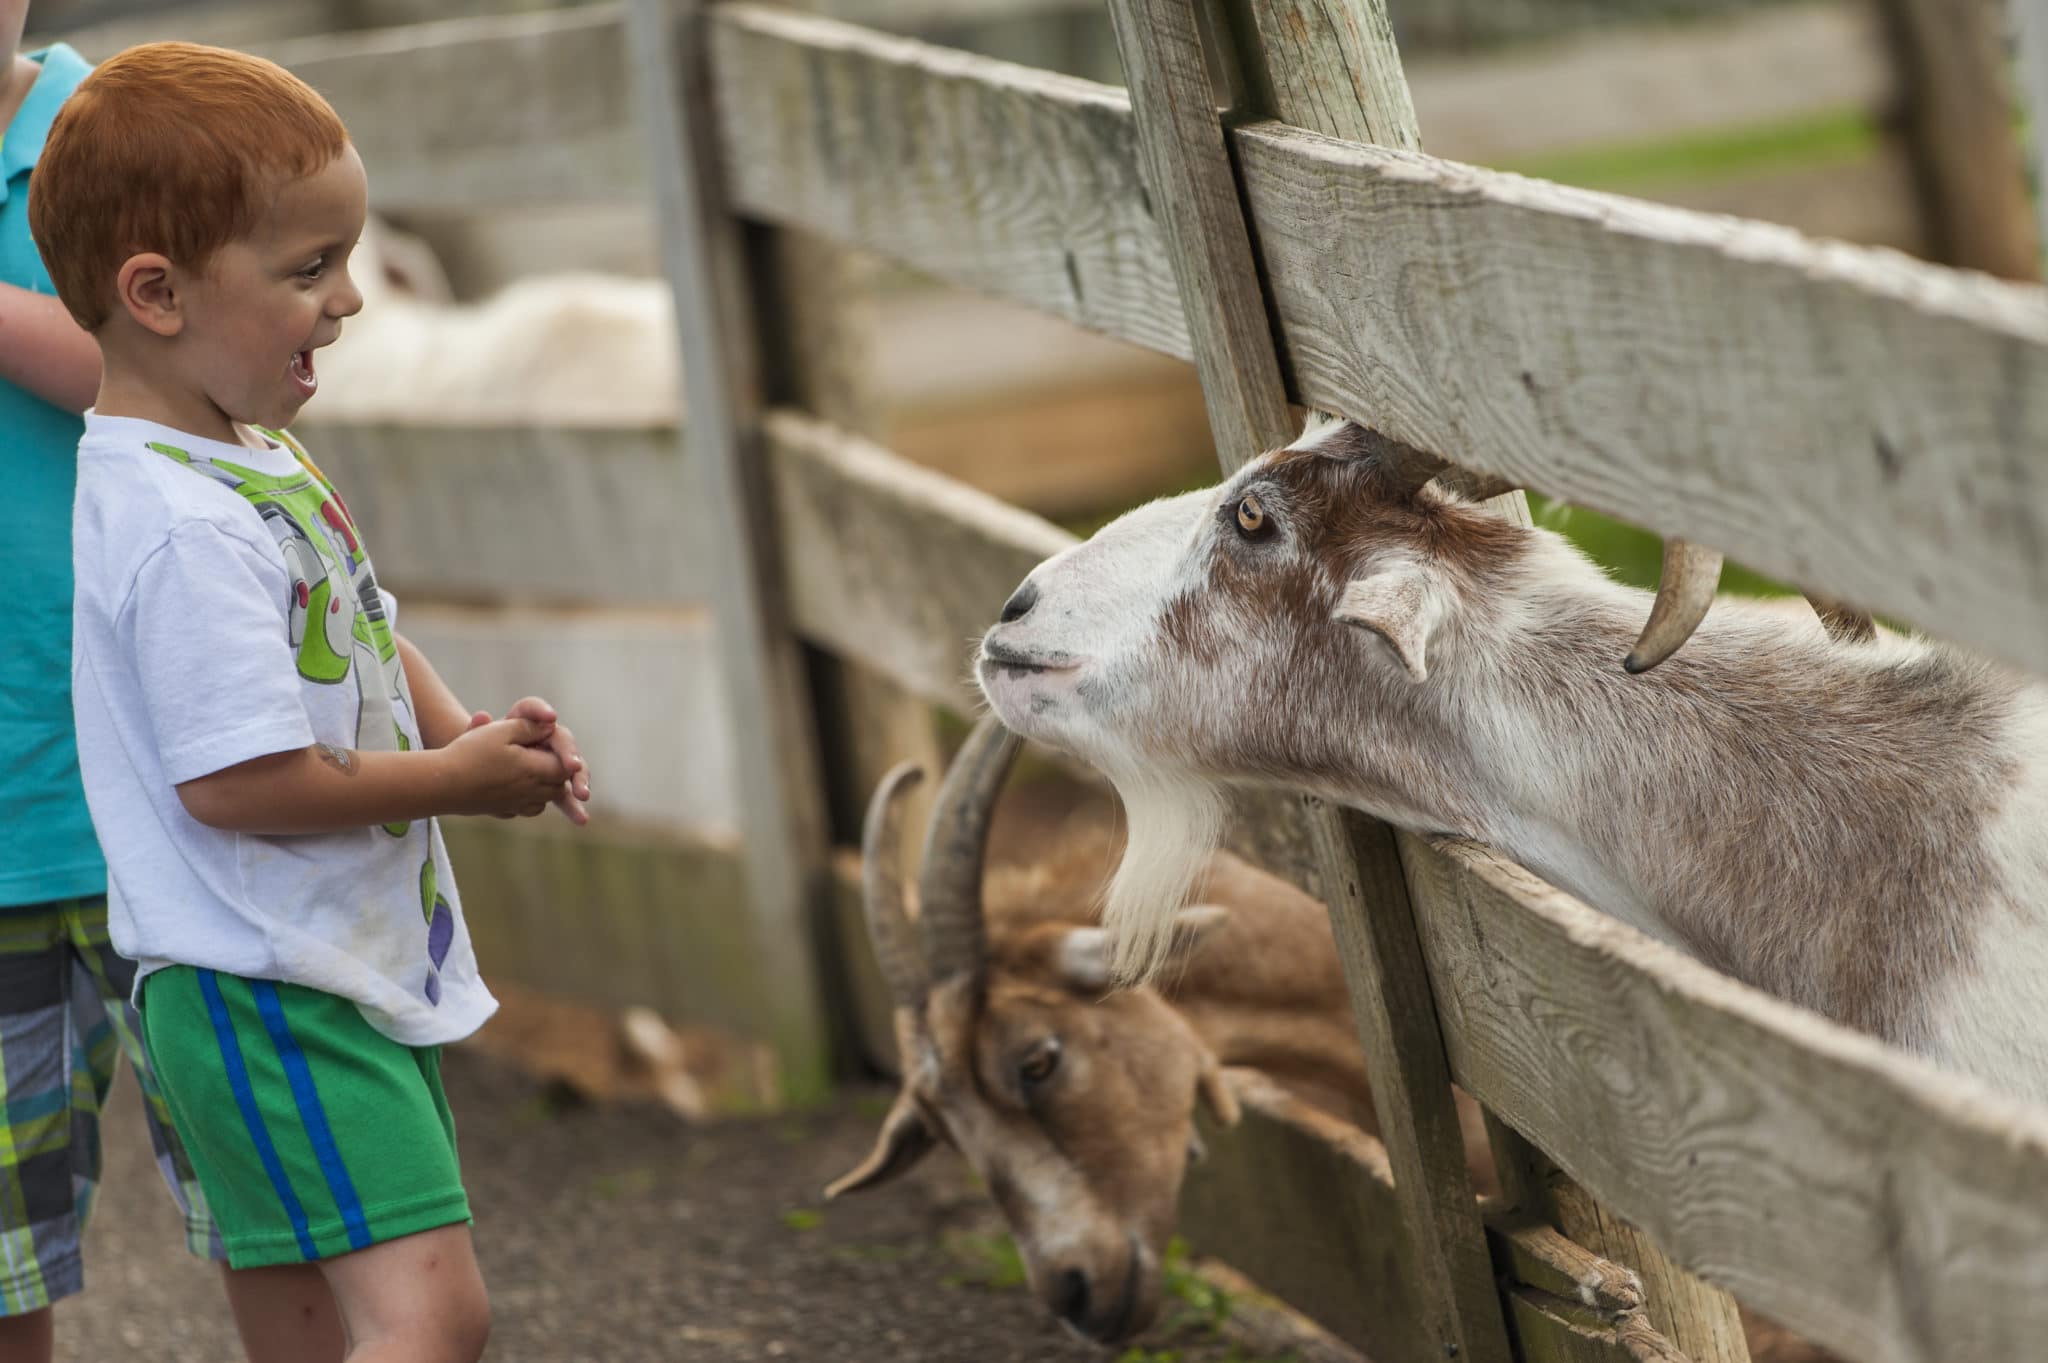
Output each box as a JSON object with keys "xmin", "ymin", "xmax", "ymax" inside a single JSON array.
[
  {"xmin": 177, "ymin": 718, "xmax": 569, "ymax": 836},
  {"xmin": 396, "ymin": 631, "xmax": 473, "ymax": 750},
  {"xmin": 0, "ymin": 282, "xmax": 100, "ymax": 414}
]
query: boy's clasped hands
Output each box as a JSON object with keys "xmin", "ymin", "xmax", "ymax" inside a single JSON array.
[{"xmin": 450, "ymin": 695, "xmax": 591, "ymax": 825}]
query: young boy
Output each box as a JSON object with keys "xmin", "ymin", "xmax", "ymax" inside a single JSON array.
[
  {"xmin": 33, "ymin": 41, "xmax": 592, "ymax": 1361},
  {"xmin": 1, "ymin": 15, "xmax": 243, "ymax": 1363}
]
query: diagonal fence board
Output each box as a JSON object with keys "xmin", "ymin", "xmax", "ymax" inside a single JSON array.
[
  {"xmin": 1404, "ymin": 834, "xmax": 2048, "ymax": 1363},
  {"xmin": 707, "ymin": 3, "xmax": 2048, "ymax": 680}
]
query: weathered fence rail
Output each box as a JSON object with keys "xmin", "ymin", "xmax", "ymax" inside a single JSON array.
[{"xmin": 156, "ymin": 0, "xmax": 2048, "ymax": 1357}]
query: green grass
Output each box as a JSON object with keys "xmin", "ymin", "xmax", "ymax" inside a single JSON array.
[
  {"xmin": 781, "ymin": 1207, "xmax": 825, "ymax": 1232},
  {"xmin": 1498, "ymin": 106, "xmax": 1879, "ymax": 193}
]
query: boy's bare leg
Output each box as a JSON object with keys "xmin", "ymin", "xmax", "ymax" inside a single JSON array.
[
  {"xmin": 222, "ymin": 1262, "xmax": 347, "ymax": 1363},
  {"xmin": 0, "ymin": 1305, "xmax": 54, "ymax": 1363},
  {"xmin": 315, "ymin": 1224, "xmax": 489, "ymax": 1363}
]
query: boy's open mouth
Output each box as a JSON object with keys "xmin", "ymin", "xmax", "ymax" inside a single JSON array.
[{"xmin": 289, "ymin": 349, "xmax": 317, "ymax": 394}]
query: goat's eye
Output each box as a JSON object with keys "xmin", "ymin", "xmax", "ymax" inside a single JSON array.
[
  {"xmin": 1235, "ymin": 494, "xmax": 1268, "ymax": 537},
  {"xmin": 1018, "ymin": 1039, "xmax": 1061, "ymax": 1085}
]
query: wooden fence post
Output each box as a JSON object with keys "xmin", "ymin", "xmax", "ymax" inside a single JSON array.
[
  {"xmin": 1874, "ymin": 0, "xmax": 2040, "ymax": 279},
  {"xmin": 1100, "ymin": 0, "xmax": 1511, "ymax": 1356},
  {"xmin": 625, "ymin": 0, "xmax": 841, "ymax": 1103},
  {"xmin": 2014, "ymin": 0, "xmax": 2048, "ymax": 275}
]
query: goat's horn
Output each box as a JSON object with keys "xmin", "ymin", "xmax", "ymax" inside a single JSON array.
[
  {"xmin": 918, "ymin": 714, "xmax": 1023, "ymax": 988},
  {"xmin": 1623, "ymin": 538, "xmax": 1723, "ymax": 674},
  {"xmin": 861, "ymin": 762, "xmax": 930, "ymax": 1008},
  {"xmin": 1807, "ymin": 593, "xmax": 1877, "ymax": 644}
]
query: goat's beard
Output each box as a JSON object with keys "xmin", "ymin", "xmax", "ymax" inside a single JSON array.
[{"xmin": 1098, "ymin": 763, "xmax": 1228, "ymax": 986}]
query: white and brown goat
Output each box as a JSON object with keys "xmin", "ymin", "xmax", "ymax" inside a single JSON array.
[
  {"xmin": 826, "ymin": 716, "xmax": 1384, "ymax": 1343},
  {"xmin": 975, "ymin": 417, "xmax": 2048, "ymax": 1105}
]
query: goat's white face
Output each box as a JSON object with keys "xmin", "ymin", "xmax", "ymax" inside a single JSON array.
[{"xmin": 979, "ymin": 423, "xmax": 1497, "ymax": 978}]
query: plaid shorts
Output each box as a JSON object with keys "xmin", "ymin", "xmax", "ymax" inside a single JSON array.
[{"xmin": 0, "ymin": 898, "xmax": 225, "ymax": 1315}]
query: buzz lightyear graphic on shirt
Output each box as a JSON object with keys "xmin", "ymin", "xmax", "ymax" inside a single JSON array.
[{"xmin": 148, "ymin": 433, "xmax": 458, "ymax": 1006}]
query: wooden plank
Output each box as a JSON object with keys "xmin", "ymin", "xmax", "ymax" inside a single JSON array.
[
  {"xmin": 765, "ymin": 409, "xmax": 1073, "ymax": 712},
  {"xmin": 442, "ymin": 818, "xmax": 758, "ymax": 1034},
  {"xmin": 1101, "ymin": 0, "xmax": 1512, "ymax": 1353},
  {"xmin": 262, "ymin": 5, "xmax": 643, "ymax": 212},
  {"xmin": 1183, "ymin": 1072, "xmax": 1675, "ymax": 1363},
  {"xmin": 387, "ymin": 603, "xmax": 736, "ymax": 837},
  {"xmin": 1226, "ymin": 127, "xmax": 2048, "ymax": 676},
  {"xmin": 1404, "ymin": 833, "xmax": 2048, "ymax": 1363},
  {"xmin": 710, "ymin": 5, "xmax": 1191, "ymax": 357},
  {"xmin": 628, "ymin": 0, "xmax": 836, "ymax": 1103},
  {"xmin": 712, "ymin": 6, "xmax": 2048, "ymax": 678},
  {"xmin": 299, "ymin": 422, "xmax": 709, "ymax": 606}
]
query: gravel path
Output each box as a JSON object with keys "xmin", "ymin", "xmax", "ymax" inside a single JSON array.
[{"xmin": 56, "ymin": 1046, "xmax": 1355, "ymax": 1363}]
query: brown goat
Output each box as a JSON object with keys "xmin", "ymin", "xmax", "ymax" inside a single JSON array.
[{"xmin": 832, "ymin": 716, "xmax": 1829, "ymax": 1359}]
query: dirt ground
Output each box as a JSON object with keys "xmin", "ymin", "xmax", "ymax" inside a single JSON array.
[{"xmin": 56, "ymin": 1046, "xmax": 1358, "ymax": 1363}]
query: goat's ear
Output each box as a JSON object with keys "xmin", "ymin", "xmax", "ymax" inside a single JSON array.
[
  {"xmin": 1332, "ymin": 560, "xmax": 1449, "ymax": 682},
  {"xmin": 1197, "ymin": 1051, "xmax": 1242, "ymax": 1128},
  {"xmin": 1058, "ymin": 905, "xmax": 1230, "ymax": 992},
  {"xmin": 825, "ymin": 1088, "xmax": 936, "ymax": 1198}
]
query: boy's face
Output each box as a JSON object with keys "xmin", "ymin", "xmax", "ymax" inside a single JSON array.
[
  {"xmin": 1, "ymin": 1, "xmax": 27, "ymax": 72},
  {"xmin": 177, "ymin": 143, "xmax": 368, "ymax": 431}
]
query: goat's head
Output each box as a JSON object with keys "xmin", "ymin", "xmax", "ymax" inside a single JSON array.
[
  {"xmin": 827, "ymin": 715, "xmax": 1241, "ymax": 1345},
  {"xmin": 978, "ymin": 418, "xmax": 1571, "ymax": 978}
]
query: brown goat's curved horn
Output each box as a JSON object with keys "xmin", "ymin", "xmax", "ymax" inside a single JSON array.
[
  {"xmin": 918, "ymin": 714, "xmax": 1023, "ymax": 988},
  {"xmin": 1807, "ymin": 593, "xmax": 1877, "ymax": 644},
  {"xmin": 1623, "ymin": 538, "xmax": 1723, "ymax": 674},
  {"xmin": 862, "ymin": 762, "xmax": 930, "ymax": 1008}
]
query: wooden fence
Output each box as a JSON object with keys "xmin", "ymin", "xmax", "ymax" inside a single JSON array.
[
  {"xmin": 653, "ymin": 0, "xmax": 2048, "ymax": 1356},
  {"xmin": 58, "ymin": 0, "xmax": 2048, "ymax": 1357}
]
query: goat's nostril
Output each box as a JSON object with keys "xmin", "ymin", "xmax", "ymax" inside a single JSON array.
[
  {"xmin": 1000, "ymin": 582, "xmax": 1038, "ymax": 624},
  {"xmin": 1054, "ymin": 1268, "xmax": 1091, "ymax": 1325}
]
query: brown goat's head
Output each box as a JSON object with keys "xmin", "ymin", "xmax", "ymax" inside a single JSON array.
[{"xmin": 827, "ymin": 716, "xmax": 1240, "ymax": 1345}]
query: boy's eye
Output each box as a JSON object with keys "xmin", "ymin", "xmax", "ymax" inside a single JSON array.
[{"xmin": 298, "ymin": 260, "xmax": 327, "ymax": 281}]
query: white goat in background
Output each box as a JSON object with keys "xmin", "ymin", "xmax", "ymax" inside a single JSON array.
[
  {"xmin": 314, "ymin": 217, "xmax": 680, "ymax": 427},
  {"xmin": 976, "ymin": 417, "xmax": 2048, "ymax": 1106}
]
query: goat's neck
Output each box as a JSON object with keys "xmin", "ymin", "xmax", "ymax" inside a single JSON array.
[
  {"xmin": 1310, "ymin": 533, "xmax": 2018, "ymax": 1037},
  {"xmin": 1159, "ymin": 874, "xmax": 1375, "ymax": 1117}
]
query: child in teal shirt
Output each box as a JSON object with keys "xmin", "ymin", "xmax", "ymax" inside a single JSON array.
[{"xmin": 0, "ymin": 20, "xmax": 246, "ymax": 1363}]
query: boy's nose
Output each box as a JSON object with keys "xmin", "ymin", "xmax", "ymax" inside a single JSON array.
[{"xmin": 331, "ymin": 271, "xmax": 365, "ymax": 318}]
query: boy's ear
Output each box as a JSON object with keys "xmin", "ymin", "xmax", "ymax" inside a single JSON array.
[
  {"xmin": 115, "ymin": 253, "xmax": 183, "ymax": 337},
  {"xmin": 1332, "ymin": 558, "xmax": 1452, "ymax": 682}
]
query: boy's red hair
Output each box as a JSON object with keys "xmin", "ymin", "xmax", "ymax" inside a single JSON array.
[{"xmin": 30, "ymin": 42, "xmax": 350, "ymax": 331}]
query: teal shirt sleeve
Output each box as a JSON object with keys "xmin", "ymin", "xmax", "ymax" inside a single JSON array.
[{"xmin": 0, "ymin": 44, "xmax": 104, "ymax": 907}]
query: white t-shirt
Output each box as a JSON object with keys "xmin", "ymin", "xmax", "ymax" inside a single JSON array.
[{"xmin": 70, "ymin": 413, "xmax": 496, "ymax": 1046}]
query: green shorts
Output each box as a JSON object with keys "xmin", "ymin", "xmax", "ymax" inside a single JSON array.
[{"xmin": 138, "ymin": 967, "xmax": 471, "ymax": 1269}]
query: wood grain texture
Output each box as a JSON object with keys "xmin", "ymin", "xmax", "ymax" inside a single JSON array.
[
  {"xmin": 264, "ymin": 6, "xmax": 643, "ymax": 212},
  {"xmin": 763, "ymin": 410, "xmax": 1072, "ymax": 712},
  {"xmin": 711, "ymin": 4, "xmax": 1192, "ymax": 359},
  {"xmin": 1230, "ymin": 126, "xmax": 2048, "ymax": 676},
  {"xmin": 629, "ymin": 0, "xmax": 836, "ymax": 1102},
  {"xmin": 710, "ymin": 8, "xmax": 2048, "ymax": 677},
  {"xmin": 1405, "ymin": 834, "xmax": 2048, "ymax": 1363},
  {"xmin": 298, "ymin": 422, "xmax": 708, "ymax": 607},
  {"xmin": 1184, "ymin": 1073, "xmax": 1673, "ymax": 1363}
]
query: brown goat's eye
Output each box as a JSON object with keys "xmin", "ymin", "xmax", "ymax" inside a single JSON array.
[
  {"xmin": 1018, "ymin": 1039, "xmax": 1061, "ymax": 1085},
  {"xmin": 1235, "ymin": 494, "xmax": 1267, "ymax": 537}
]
